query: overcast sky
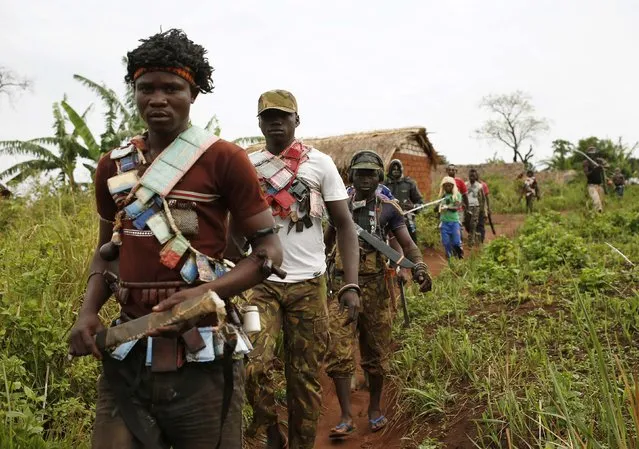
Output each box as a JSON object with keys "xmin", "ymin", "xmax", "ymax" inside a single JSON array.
[{"xmin": 1, "ymin": 0, "xmax": 638, "ymax": 180}]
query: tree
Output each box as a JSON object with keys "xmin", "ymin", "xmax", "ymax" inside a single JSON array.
[
  {"xmin": 576, "ymin": 137, "xmax": 638, "ymax": 177},
  {"xmin": 73, "ymin": 74, "xmax": 145, "ymax": 153},
  {"xmin": 0, "ymin": 67, "xmax": 31, "ymax": 99},
  {"xmin": 0, "ymin": 99, "xmax": 93, "ymax": 190},
  {"xmin": 543, "ymin": 139, "xmax": 574, "ymax": 170},
  {"xmin": 542, "ymin": 136, "xmax": 638, "ymax": 176},
  {"xmin": 475, "ymin": 91, "xmax": 549, "ymax": 164},
  {"xmin": 204, "ymin": 115, "xmax": 222, "ymax": 136}
]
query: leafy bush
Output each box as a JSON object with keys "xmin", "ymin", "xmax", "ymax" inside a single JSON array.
[{"xmin": 392, "ymin": 192, "xmax": 639, "ymax": 447}]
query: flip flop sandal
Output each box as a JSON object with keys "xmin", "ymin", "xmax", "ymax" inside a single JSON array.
[
  {"xmin": 369, "ymin": 415, "xmax": 388, "ymax": 432},
  {"xmin": 329, "ymin": 422, "xmax": 355, "ymax": 439}
]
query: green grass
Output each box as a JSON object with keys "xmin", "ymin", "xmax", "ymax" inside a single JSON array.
[
  {"xmin": 0, "ymin": 181, "xmax": 637, "ymax": 448},
  {"xmin": 394, "ymin": 185, "xmax": 639, "ymax": 448},
  {"xmin": 0, "ymin": 187, "xmax": 104, "ymax": 448}
]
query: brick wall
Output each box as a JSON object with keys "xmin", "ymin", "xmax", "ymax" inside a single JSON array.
[{"xmin": 394, "ymin": 153, "xmax": 433, "ymax": 199}]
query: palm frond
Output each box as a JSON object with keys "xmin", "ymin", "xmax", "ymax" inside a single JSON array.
[
  {"xmin": 0, "ymin": 140, "xmax": 59, "ymax": 161},
  {"xmin": 61, "ymin": 100, "xmax": 100, "ymax": 160},
  {"xmin": 0, "ymin": 159, "xmax": 59, "ymax": 184},
  {"xmin": 83, "ymin": 161, "xmax": 97, "ymax": 178},
  {"xmin": 27, "ymin": 137, "xmax": 60, "ymax": 147},
  {"xmin": 52, "ymin": 102, "xmax": 67, "ymax": 139},
  {"xmin": 73, "ymin": 74, "xmax": 130, "ymax": 120}
]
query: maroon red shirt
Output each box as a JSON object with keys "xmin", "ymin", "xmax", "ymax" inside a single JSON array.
[{"xmin": 95, "ymin": 138, "xmax": 268, "ymax": 317}]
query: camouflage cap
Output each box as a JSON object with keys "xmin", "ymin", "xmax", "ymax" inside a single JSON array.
[
  {"xmin": 257, "ymin": 90, "xmax": 298, "ymax": 116},
  {"xmin": 350, "ymin": 151, "xmax": 384, "ymax": 170}
]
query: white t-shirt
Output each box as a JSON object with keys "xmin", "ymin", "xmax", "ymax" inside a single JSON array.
[
  {"xmin": 466, "ymin": 181, "xmax": 482, "ymax": 207},
  {"xmin": 265, "ymin": 146, "xmax": 348, "ymax": 283}
]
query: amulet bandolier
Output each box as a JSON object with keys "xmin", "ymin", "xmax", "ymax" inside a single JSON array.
[{"xmin": 100, "ymin": 125, "xmax": 253, "ymax": 368}]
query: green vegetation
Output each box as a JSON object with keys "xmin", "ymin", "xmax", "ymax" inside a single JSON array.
[
  {"xmin": 544, "ymin": 137, "xmax": 639, "ymax": 178},
  {"xmin": 418, "ymin": 174, "xmax": 590, "ymax": 249},
  {"xmin": 0, "ymin": 180, "xmax": 637, "ymax": 448},
  {"xmin": 394, "ymin": 186, "xmax": 639, "ymax": 448},
  {"xmin": 0, "ymin": 188, "xmax": 107, "ymax": 448}
]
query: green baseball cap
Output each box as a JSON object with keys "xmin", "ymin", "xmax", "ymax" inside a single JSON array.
[
  {"xmin": 257, "ymin": 90, "xmax": 298, "ymax": 116},
  {"xmin": 351, "ymin": 151, "xmax": 383, "ymax": 170}
]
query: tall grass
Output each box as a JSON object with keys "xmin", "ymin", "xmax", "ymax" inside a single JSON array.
[
  {"xmin": 395, "ymin": 186, "xmax": 639, "ymax": 447},
  {"xmin": 0, "ymin": 181, "xmax": 637, "ymax": 447},
  {"xmin": 0, "ymin": 187, "xmax": 99, "ymax": 447}
]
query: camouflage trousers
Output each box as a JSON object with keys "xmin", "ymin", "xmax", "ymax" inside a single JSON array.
[
  {"xmin": 245, "ymin": 276, "xmax": 329, "ymax": 449},
  {"xmin": 325, "ymin": 273, "xmax": 392, "ymax": 379},
  {"xmin": 466, "ymin": 205, "xmax": 482, "ymax": 248}
]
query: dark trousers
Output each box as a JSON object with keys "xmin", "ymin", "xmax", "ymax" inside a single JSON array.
[
  {"xmin": 477, "ymin": 213, "xmax": 486, "ymax": 243},
  {"xmin": 92, "ymin": 347, "xmax": 245, "ymax": 449}
]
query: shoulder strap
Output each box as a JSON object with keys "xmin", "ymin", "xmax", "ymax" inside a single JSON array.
[{"xmin": 139, "ymin": 126, "xmax": 219, "ymax": 197}]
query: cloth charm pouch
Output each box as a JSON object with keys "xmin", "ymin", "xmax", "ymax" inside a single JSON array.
[
  {"xmin": 132, "ymin": 207, "xmax": 157, "ymax": 230},
  {"xmin": 267, "ymin": 167, "xmax": 294, "ymax": 191},
  {"xmin": 180, "ymin": 254, "xmax": 198, "ymax": 283},
  {"xmin": 146, "ymin": 212, "xmax": 173, "ymax": 244},
  {"xmin": 257, "ymin": 157, "xmax": 287, "ymax": 179},
  {"xmin": 212, "ymin": 261, "xmax": 227, "ymax": 279},
  {"xmin": 249, "ymin": 150, "xmax": 273, "ymax": 166},
  {"xmin": 196, "ymin": 253, "xmax": 216, "ymax": 282},
  {"xmin": 273, "ymin": 188, "xmax": 296, "ymax": 210},
  {"xmin": 160, "ymin": 234, "xmax": 189, "ymax": 269},
  {"xmin": 135, "ymin": 186, "xmax": 156, "ymax": 204},
  {"xmin": 107, "ymin": 171, "xmax": 139, "ymax": 195},
  {"xmin": 124, "ymin": 199, "xmax": 148, "ymax": 219},
  {"xmin": 118, "ymin": 154, "xmax": 138, "ymax": 172},
  {"xmin": 309, "ymin": 189, "xmax": 324, "ymax": 218}
]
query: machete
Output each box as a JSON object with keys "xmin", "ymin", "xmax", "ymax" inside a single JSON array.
[
  {"xmin": 398, "ymin": 277, "xmax": 410, "ymax": 327},
  {"xmin": 487, "ymin": 212, "xmax": 497, "ymax": 235},
  {"xmin": 402, "ymin": 198, "xmax": 445, "ymax": 215},
  {"xmin": 94, "ymin": 290, "xmax": 227, "ymax": 351},
  {"xmin": 354, "ymin": 224, "xmax": 415, "ymax": 269}
]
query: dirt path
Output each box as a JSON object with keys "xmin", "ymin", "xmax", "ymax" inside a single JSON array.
[
  {"xmin": 310, "ymin": 213, "xmax": 525, "ymax": 449},
  {"xmin": 248, "ymin": 213, "xmax": 527, "ymax": 449}
]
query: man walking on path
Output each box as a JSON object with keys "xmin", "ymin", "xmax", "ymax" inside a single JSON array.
[
  {"xmin": 465, "ymin": 168, "xmax": 486, "ymax": 248},
  {"xmin": 446, "ymin": 164, "xmax": 469, "ymax": 212},
  {"xmin": 476, "ymin": 172, "xmax": 491, "ymax": 243},
  {"xmin": 437, "ymin": 177, "xmax": 464, "ymax": 259},
  {"xmin": 583, "ymin": 146, "xmax": 606, "ymax": 213},
  {"xmin": 68, "ymin": 29, "xmax": 283, "ymax": 449},
  {"xmin": 521, "ymin": 169, "xmax": 540, "ymax": 214},
  {"xmin": 384, "ymin": 159, "xmax": 424, "ymax": 243},
  {"xmin": 245, "ymin": 90, "xmax": 360, "ymax": 449},
  {"xmin": 612, "ymin": 168, "xmax": 625, "ymax": 197},
  {"xmin": 324, "ymin": 151, "xmax": 432, "ymax": 440}
]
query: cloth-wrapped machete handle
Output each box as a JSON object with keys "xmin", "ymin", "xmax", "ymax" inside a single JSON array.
[{"xmin": 95, "ymin": 290, "xmax": 227, "ymax": 350}]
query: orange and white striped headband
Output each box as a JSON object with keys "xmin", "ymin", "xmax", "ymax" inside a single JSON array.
[{"xmin": 132, "ymin": 67, "xmax": 196, "ymax": 87}]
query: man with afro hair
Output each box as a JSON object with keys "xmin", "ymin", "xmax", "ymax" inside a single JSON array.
[{"xmin": 69, "ymin": 29, "xmax": 282, "ymax": 449}]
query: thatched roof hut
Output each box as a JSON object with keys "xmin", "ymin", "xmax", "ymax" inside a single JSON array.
[
  {"xmin": 302, "ymin": 127, "xmax": 437, "ymax": 171},
  {"xmin": 247, "ymin": 127, "xmax": 439, "ymax": 198}
]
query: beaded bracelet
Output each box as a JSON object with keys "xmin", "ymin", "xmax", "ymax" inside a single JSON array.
[
  {"xmin": 337, "ymin": 283, "xmax": 362, "ymax": 300},
  {"xmin": 412, "ymin": 262, "xmax": 429, "ymax": 275}
]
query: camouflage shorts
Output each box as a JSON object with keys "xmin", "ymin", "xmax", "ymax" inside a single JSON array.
[
  {"xmin": 245, "ymin": 275, "xmax": 328, "ymax": 449},
  {"xmin": 325, "ymin": 273, "xmax": 393, "ymax": 378}
]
